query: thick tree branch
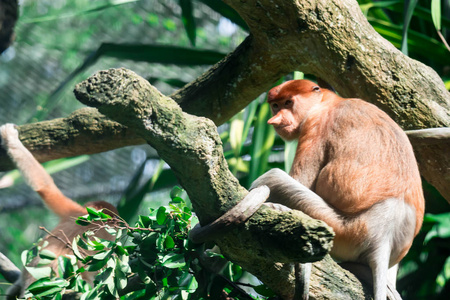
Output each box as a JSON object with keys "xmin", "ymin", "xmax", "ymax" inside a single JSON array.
[
  {"xmin": 0, "ymin": 108, "xmax": 144, "ymax": 170},
  {"xmin": 71, "ymin": 68, "xmax": 370, "ymax": 299},
  {"xmin": 0, "ymin": 0, "xmax": 18, "ymax": 53},
  {"xmin": 0, "ymin": 0, "xmax": 448, "ymax": 202},
  {"xmin": 406, "ymin": 128, "xmax": 450, "ymax": 146}
]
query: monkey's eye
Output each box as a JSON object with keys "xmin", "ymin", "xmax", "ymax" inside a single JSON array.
[
  {"xmin": 272, "ymin": 103, "xmax": 279, "ymax": 109},
  {"xmin": 313, "ymin": 86, "xmax": 320, "ymax": 92},
  {"xmin": 285, "ymin": 100, "xmax": 293, "ymax": 107}
]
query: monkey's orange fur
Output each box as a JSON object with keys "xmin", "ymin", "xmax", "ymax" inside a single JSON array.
[{"xmin": 252, "ymin": 80, "xmax": 424, "ymax": 300}]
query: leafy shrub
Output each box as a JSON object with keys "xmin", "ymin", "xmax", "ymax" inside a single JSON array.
[{"xmin": 21, "ymin": 187, "xmax": 271, "ymax": 300}]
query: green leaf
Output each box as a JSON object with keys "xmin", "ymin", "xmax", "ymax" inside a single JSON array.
[
  {"xmin": 197, "ymin": 0, "xmax": 248, "ymax": 30},
  {"xmin": 150, "ymin": 160, "xmax": 166, "ymax": 190},
  {"xmin": 58, "ymin": 256, "xmax": 75, "ymax": 280},
  {"xmin": 368, "ymin": 17, "xmax": 450, "ymax": 64},
  {"xmin": 7, "ymin": 156, "xmax": 90, "ymax": 187},
  {"xmin": 436, "ymin": 256, "xmax": 450, "ymax": 287},
  {"xmin": 179, "ymin": 0, "xmax": 197, "ymax": 46},
  {"xmin": 247, "ymin": 99, "xmax": 277, "ymax": 185},
  {"xmin": 72, "ymin": 237, "xmax": 85, "ymax": 260},
  {"xmin": 88, "ymin": 258, "xmax": 109, "ymax": 272},
  {"xmin": 284, "ymin": 140, "xmax": 298, "ymax": 173},
  {"xmin": 93, "ymin": 249, "xmax": 113, "ymax": 261},
  {"xmin": 431, "ymin": 0, "xmax": 442, "ymax": 30},
  {"xmin": 76, "ymin": 216, "xmax": 91, "ymax": 226},
  {"xmin": 86, "ymin": 207, "xmax": 101, "ymax": 218},
  {"xmin": 170, "ymin": 186, "xmax": 184, "ymax": 199},
  {"xmin": 165, "ymin": 236, "xmax": 175, "ymax": 249},
  {"xmin": 22, "ymin": 248, "xmax": 37, "ymax": 266},
  {"xmin": 20, "ymin": 0, "xmax": 141, "ymax": 24},
  {"xmin": 42, "ymin": 156, "xmax": 90, "ymax": 176},
  {"xmin": 115, "ymin": 244, "xmax": 129, "ymax": 256},
  {"xmin": 118, "ymin": 159, "xmax": 166, "ymax": 222},
  {"xmin": 25, "ymin": 266, "xmax": 53, "ymax": 281},
  {"xmin": 115, "ymin": 259, "xmax": 128, "ymax": 290},
  {"xmin": 178, "ymin": 272, "xmax": 198, "ymax": 291},
  {"xmin": 182, "ymin": 206, "xmax": 192, "ymax": 221},
  {"xmin": 423, "ymin": 212, "xmax": 450, "ymax": 244},
  {"xmin": 39, "ymin": 249, "xmax": 57, "ymax": 260},
  {"xmin": 171, "ymin": 196, "xmax": 184, "ymax": 204},
  {"xmin": 230, "ymin": 112, "xmax": 245, "ymax": 158},
  {"xmin": 138, "ymin": 215, "xmax": 152, "ymax": 228},
  {"xmin": 27, "ymin": 278, "xmax": 68, "ymax": 296},
  {"xmin": 105, "ymin": 227, "xmax": 117, "ymax": 236},
  {"xmin": 161, "ymin": 253, "xmax": 186, "ymax": 269},
  {"xmin": 401, "ymin": 0, "xmax": 419, "ymax": 55},
  {"xmin": 157, "ymin": 234, "xmax": 165, "ymax": 251},
  {"xmin": 253, "ymin": 284, "xmax": 276, "ymax": 297},
  {"xmin": 156, "ymin": 207, "xmax": 167, "ymax": 225},
  {"xmin": 97, "ymin": 267, "xmax": 116, "ymax": 297},
  {"xmin": 43, "ymin": 44, "xmax": 226, "ymax": 124},
  {"xmin": 98, "ymin": 211, "xmax": 113, "ymax": 219}
]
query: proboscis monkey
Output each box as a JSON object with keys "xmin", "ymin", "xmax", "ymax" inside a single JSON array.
[
  {"xmin": 0, "ymin": 124, "xmax": 118, "ymax": 300},
  {"xmin": 251, "ymin": 80, "xmax": 424, "ymax": 300}
]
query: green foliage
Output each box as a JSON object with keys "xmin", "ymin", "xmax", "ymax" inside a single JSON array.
[
  {"xmin": 398, "ymin": 212, "xmax": 450, "ymax": 299},
  {"xmin": 20, "ymin": 0, "xmax": 140, "ymax": 24},
  {"xmin": 117, "ymin": 159, "xmax": 167, "ymax": 222},
  {"xmin": 358, "ymin": 0, "xmax": 450, "ymax": 72},
  {"xmin": 179, "ymin": 0, "xmax": 197, "ymax": 46},
  {"xmin": 2, "ymin": 1, "xmax": 449, "ymax": 299},
  {"xmin": 19, "ymin": 187, "xmax": 267, "ymax": 299}
]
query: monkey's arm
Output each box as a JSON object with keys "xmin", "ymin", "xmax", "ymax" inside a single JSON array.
[{"xmin": 0, "ymin": 124, "xmax": 85, "ymax": 217}]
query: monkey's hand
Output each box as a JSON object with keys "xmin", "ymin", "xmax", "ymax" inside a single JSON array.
[{"xmin": 0, "ymin": 123, "xmax": 20, "ymax": 150}]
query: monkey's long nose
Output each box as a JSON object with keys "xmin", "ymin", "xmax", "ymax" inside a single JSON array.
[{"xmin": 267, "ymin": 113, "xmax": 282, "ymax": 126}]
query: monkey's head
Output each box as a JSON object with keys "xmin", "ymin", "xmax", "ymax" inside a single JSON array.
[{"xmin": 267, "ymin": 80, "xmax": 324, "ymax": 140}]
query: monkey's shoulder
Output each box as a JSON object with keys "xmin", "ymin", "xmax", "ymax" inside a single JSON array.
[
  {"xmin": 302, "ymin": 97, "xmax": 410, "ymax": 150},
  {"xmin": 321, "ymin": 98, "xmax": 403, "ymax": 133}
]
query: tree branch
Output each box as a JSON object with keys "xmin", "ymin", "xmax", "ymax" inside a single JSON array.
[
  {"xmin": 0, "ymin": 0, "xmax": 18, "ymax": 54},
  {"xmin": 0, "ymin": 0, "xmax": 448, "ymax": 202},
  {"xmin": 0, "ymin": 108, "xmax": 144, "ymax": 170}
]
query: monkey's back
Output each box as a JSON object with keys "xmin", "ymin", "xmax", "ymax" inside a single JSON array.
[{"xmin": 305, "ymin": 98, "xmax": 424, "ymax": 234}]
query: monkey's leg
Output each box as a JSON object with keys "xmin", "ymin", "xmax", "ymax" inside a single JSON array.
[{"xmin": 294, "ymin": 263, "xmax": 311, "ymax": 300}]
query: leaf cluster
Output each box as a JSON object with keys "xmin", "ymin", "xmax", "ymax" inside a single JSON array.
[{"xmin": 20, "ymin": 187, "xmax": 272, "ymax": 300}]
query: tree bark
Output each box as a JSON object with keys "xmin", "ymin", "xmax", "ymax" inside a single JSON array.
[
  {"xmin": 0, "ymin": 0, "xmax": 448, "ymax": 202},
  {"xmin": 0, "ymin": 0, "xmax": 18, "ymax": 53}
]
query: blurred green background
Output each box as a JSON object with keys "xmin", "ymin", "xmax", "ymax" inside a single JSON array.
[{"xmin": 0, "ymin": 0, "xmax": 448, "ymax": 299}]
